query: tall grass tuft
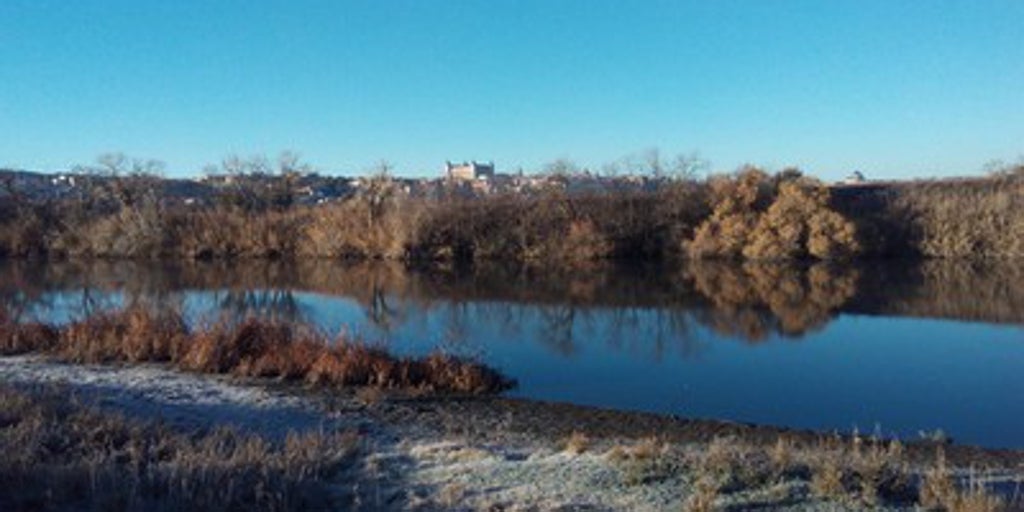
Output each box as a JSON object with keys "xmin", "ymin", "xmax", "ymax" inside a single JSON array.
[{"xmin": 0, "ymin": 308, "xmax": 60, "ymax": 355}]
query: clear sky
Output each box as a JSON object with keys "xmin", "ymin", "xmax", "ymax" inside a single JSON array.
[{"xmin": 1, "ymin": 0, "xmax": 1022, "ymax": 180}]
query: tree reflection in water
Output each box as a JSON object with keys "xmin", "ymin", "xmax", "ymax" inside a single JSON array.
[
  {"xmin": 0, "ymin": 258, "xmax": 1020, "ymax": 360},
  {"xmin": 209, "ymin": 289, "xmax": 305, "ymax": 325},
  {"xmin": 686, "ymin": 262, "xmax": 860, "ymax": 341}
]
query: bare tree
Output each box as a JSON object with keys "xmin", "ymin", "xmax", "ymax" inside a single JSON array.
[
  {"xmin": 543, "ymin": 158, "xmax": 580, "ymax": 177},
  {"xmin": 362, "ymin": 160, "xmax": 399, "ymax": 226},
  {"xmin": 643, "ymin": 148, "xmax": 664, "ymax": 177},
  {"xmin": 210, "ymin": 151, "xmax": 312, "ymax": 211},
  {"xmin": 666, "ymin": 151, "xmax": 708, "ymax": 181},
  {"xmin": 84, "ymin": 153, "xmax": 165, "ymax": 209}
]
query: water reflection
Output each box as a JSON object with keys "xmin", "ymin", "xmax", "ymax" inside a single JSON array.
[
  {"xmin": 1, "ymin": 258, "xmax": 1021, "ymax": 352},
  {"xmin": 686, "ymin": 262, "xmax": 860, "ymax": 341}
]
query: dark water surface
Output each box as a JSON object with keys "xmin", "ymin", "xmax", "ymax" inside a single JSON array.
[{"xmin": 2, "ymin": 260, "xmax": 1022, "ymax": 448}]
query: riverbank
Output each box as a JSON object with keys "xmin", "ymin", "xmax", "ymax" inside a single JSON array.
[
  {"xmin": 1, "ymin": 355, "xmax": 1020, "ymax": 511},
  {"xmin": 3, "ymin": 166, "xmax": 1022, "ymax": 262}
]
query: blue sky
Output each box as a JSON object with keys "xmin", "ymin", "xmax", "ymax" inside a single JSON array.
[{"xmin": 1, "ymin": 0, "xmax": 1022, "ymax": 179}]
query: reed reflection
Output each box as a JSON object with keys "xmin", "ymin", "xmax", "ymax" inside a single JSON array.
[{"xmin": 0, "ymin": 258, "xmax": 1020, "ymax": 360}]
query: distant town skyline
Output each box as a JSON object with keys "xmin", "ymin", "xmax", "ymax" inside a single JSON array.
[{"xmin": 1, "ymin": 1, "xmax": 1022, "ymax": 180}]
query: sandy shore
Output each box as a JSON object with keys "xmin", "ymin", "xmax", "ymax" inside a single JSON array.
[{"xmin": 2, "ymin": 355, "xmax": 1021, "ymax": 511}]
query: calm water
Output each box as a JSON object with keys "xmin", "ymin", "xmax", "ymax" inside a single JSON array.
[{"xmin": 2, "ymin": 260, "xmax": 1022, "ymax": 448}]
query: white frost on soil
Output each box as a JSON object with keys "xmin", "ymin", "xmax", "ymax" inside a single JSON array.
[{"xmin": 0, "ymin": 355, "xmax": 359, "ymax": 438}]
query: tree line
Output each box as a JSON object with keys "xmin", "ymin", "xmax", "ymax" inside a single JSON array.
[{"xmin": 1, "ymin": 153, "xmax": 1021, "ymax": 262}]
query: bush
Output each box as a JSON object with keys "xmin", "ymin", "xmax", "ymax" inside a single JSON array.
[
  {"xmin": 688, "ymin": 170, "xmax": 860, "ymax": 261},
  {"xmin": 744, "ymin": 180, "xmax": 860, "ymax": 260}
]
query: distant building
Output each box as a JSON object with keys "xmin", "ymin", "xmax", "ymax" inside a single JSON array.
[
  {"xmin": 445, "ymin": 161, "xmax": 494, "ymax": 181},
  {"xmin": 844, "ymin": 171, "xmax": 866, "ymax": 184},
  {"xmin": 51, "ymin": 174, "xmax": 76, "ymax": 187}
]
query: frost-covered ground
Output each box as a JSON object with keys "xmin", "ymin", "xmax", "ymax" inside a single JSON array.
[
  {"xmin": 0, "ymin": 355, "xmax": 342, "ymax": 438},
  {"xmin": 1, "ymin": 355, "xmax": 1017, "ymax": 511}
]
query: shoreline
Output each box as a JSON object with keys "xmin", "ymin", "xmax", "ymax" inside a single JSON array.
[
  {"xmin": 2, "ymin": 354, "xmax": 1021, "ymax": 510},
  {"xmin": 367, "ymin": 393, "xmax": 1024, "ymax": 468}
]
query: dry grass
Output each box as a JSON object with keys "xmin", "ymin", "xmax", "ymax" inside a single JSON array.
[
  {"xmin": 681, "ymin": 437, "xmax": 757, "ymax": 512},
  {"xmin": 804, "ymin": 434, "xmax": 915, "ymax": 507},
  {"xmin": 436, "ymin": 482, "xmax": 466, "ymax": 508},
  {"xmin": 684, "ymin": 474, "xmax": 721, "ymax": 512},
  {"xmin": 595, "ymin": 432, "xmax": 996, "ymax": 510},
  {"xmin": 850, "ymin": 434, "xmax": 908, "ymax": 507},
  {"xmin": 0, "ymin": 309, "xmax": 60, "ymax": 355},
  {"xmin": 355, "ymin": 386, "xmax": 385, "ymax": 406},
  {"xmin": 921, "ymin": 449, "xmax": 958, "ymax": 509},
  {"xmin": 592, "ymin": 433, "xmax": 1016, "ymax": 509},
  {"xmin": 56, "ymin": 307, "xmax": 188, "ymax": 364},
  {"xmin": 563, "ymin": 430, "xmax": 591, "ymax": 455},
  {"xmin": 769, "ymin": 436, "xmax": 797, "ymax": 477},
  {"xmin": 0, "ymin": 384, "xmax": 358, "ymax": 511},
  {"xmin": 810, "ymin": 445, "xmax": 847, "ymax": 503},
  {"xmin": 920, "ymin": 450, "xmax": 1006, "ymax": 512},
  {"xmin": 953, "ymin": 476, "xmax": 1006, "ymax": 512},
  {"xmin": 893, "ymin": 174, "xmax": 1024, "ymax": 259},
  {"xmin": 834, "ymin": 167, "xmax": 1024, "ymax": 258},
  {"xmin": 0, "ymin": 306, "xmax": 514, "ymax": 394},
  {"xmin": 606, "ymin": 436, "xmax": 679, "ymax": 485},
  {"xmin": 692, "ymin": 437, "xmax": 774, "ymax": 494},
  {"xmin": 701, "ymin": 437, "xmax": 740, "ymax": 478}
]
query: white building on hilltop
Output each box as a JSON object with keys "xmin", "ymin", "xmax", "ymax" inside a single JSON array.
[{"xmin": 445, "ymin": 161, "xmax": 495, "ymax": 181}]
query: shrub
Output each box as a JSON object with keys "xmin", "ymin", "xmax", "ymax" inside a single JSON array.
[
  {"xmin": 300, "ymin": 178, "xmax": 419, "ymax": 259},
  {"xmin": 689, "ymin": 171, "xmax": 860, "ymax": 261}
]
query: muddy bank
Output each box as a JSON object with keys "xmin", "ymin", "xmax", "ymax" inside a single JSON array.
[
  {"xmin": 2, "ymin": 355, "xmax": 1022, "ymax": 511},
  {"xmin": 365, "ymin": 394, "xmax": 1024, "ymax": 470}
]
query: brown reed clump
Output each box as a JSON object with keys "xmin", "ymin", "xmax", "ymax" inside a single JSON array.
[
  {"xmin": 305, "ymin": 345, "xmax": 513, "ymax": 393},
  {"xmin": 180, "ymin": 318, "xmax": 322, "ymax": 378},
  {"xmin": 0, "ymin": 309, "xmax": 59, "ymax": 355},
  {"xmin": 56, "ymin": 307, "xmax": 189, "ymax": 364},
  {"xmin": 0, "ymin": 305, "xmax": 513, "ymax": 395}
]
